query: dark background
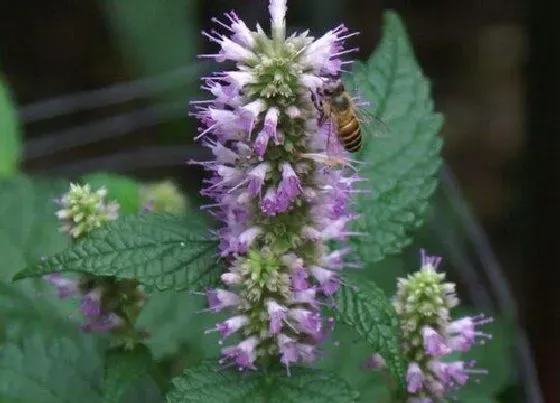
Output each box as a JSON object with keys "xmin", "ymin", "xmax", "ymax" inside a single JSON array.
[{"xmin": 0, "ymin": 0, "xmax": 556, "ymax": 401}]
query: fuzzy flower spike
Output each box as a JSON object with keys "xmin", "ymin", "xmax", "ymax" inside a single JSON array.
[
  {"xmin": 392, "ymin": 249, "xmax": 493, "ymax": 401},
  {"xmin": 193, "ymin": 0, "xmax": 361, "ymax": 372}
]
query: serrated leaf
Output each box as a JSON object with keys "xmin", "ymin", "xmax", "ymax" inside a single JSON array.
[
  {"xmin": 0, "ymin": 76, "xmax": 21, "ymax": 177},
  {"xmin": 166, "ymin": 361, "xmax": 358, "ymax": 402},
  {"xmin": 0, "ymin": 331, "xmax": 104, "ymax": 403},
  {"xmin": 346, "ymin": 11, "xmax": 444, "ymax": 263},
  {"xmin": 13, "ymin": 213, "xmax": 220, "ymax": 291},
  {"xmin": 102, "ymin": 344, "xmax": 163, "ymax": 403},
  {"xmin": 82, "ymin": 172, "xmax": 142, "ymax": 214},
  {"xmin": 333, "ymin": 275, "xmax": 406, "ymax": 395}
]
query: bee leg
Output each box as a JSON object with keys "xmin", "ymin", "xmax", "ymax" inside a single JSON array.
[{"xmin": 310, "ymin": 89, "xmax": 324, "ymax": 116}]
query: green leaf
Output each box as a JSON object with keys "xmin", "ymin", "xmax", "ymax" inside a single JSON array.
[
  {"xmin": 0, "ymin": 331, "xmax": 104, "ymax": 403},
  {"xmin": 346, "ymin": 11, "xmax": 444, "ymax": 263},
  {"xmin": 166, "ymin": 361, "xmax": 358, "ymax": 402},
  {"xmin": 13, "ymin": 213, "xmax": 220, "ymax": 291},
  {"xmin": 82, "ymin": 172, "xmax": 142, "ymax": 214},
  {"xmin": 0, "ymin": 76, "xmax": 21, "ymax": 177},
  {"xmin": 102, "ymin": 345, "xmax": 163, "ymax": 403},
  {"xmin": 137, "ymin": 291, "xmax": 223, "ymax": 360},
  {"xmin": 333, "ymin": 275, "xmax": 406, "ymax": 396},
  {"xmin": 0, "ymin": 176, "xmax": 79, "ymax": 338},
  {"xmin": 0, "ymin": 176, "xmax": 69, "ymax": 281},
  {"xmin": 315, "ymin": 323, "xmax": 393, "ymax": 403}
]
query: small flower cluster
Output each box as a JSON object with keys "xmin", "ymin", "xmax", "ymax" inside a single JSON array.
[
  {"xmin": 193, "ymin": 0, "xmax": 361, "ymax": 372},
  {"xmin": 45, "ymin": 273, "xmax": 145, "ymax": 335},
  {"xmin": 55, "ymin": 183, "xmax": 119, "ymax": 238},
  {"xmin": 46, "ymin": 183, "xmax": 145, "ymax": 339},
  {"xmin": 392, "ymin": 250, "xmax": 493, "ymax": 402},
  {"xmin": 140, "ymin": 181, "xmax": 187, "ymax": 213}
]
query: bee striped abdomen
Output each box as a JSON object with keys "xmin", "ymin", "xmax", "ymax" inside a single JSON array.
[{"xmin": 336, "ymin": 109, "xmax": 362, "ymax": 153}]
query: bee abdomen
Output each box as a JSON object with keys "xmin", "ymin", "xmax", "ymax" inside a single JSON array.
[{"xmin": 337, "ymin": 114, "xmax": 362, "ymax": 153}]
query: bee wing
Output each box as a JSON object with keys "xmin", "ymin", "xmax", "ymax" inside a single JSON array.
[{"xmin": 355, "ymin": 105, "xmax": 391, "ymax": 139}]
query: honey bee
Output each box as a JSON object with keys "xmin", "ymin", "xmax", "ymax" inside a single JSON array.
[{"xmin": 314, "ymin": 78, "xmax": 388, "ymax": 153}]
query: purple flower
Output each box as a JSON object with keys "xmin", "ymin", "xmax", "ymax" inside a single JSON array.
[
  {"xmin": 445, "ymin": 314, "xmax": 493, "ymax": 352},
  {"xmin": 422, "ymin": 326, "xmax": 451, "ymax": 356},
  {"xmin": 265, "ymin": 299, "xmax": 288, "ymax": 334},
  {"xmin": 407, "ymin": 362, "xmax": 425, "ymax": 393},
  {"xmin": 212, "ymin": 315, "xmax": 249, "ymax": 339},
  {"xmin": 291, "ymin": 288, "xmax": 319, "ymax": 308},
  {"xmin": 264, "ymin": 107, "xmax": 280, "ymax": 144},
  {"xmin": 247, "ymin": 163, "xmax": 270, "ymax": 195},
  {"xmin": 420, "ymin": 248, "xmax": 442, "ymax": 270},
  {"xmin": 220, "ymin": 337, "xmax": 259, "ymax": 370},
  {"xmin": 207, "ymin": 289, "xmax": 240, "ymax": 312},
  {"xmin": 289, "ymin": 308, "xmax": 322, "ymax": 337},
  {"xmin": 260, "ymin": 186, "xmax": 278, "ymax": 216},
  {"xmin": 80, "ymin": 289, "xmax": 102, "ymax": 317},
  {"xmin": 310, "ymin": 266, "xmax": 340, "ymax": 296},
  {"xmin": 43, "ymin": 274, "xmax": 79, "ymax": 298},
  {"xmin": 238, "ymin": 99, "xmax": 266, "ymax": 134},
  {"xmin": 292, "ymin": 267, "xmax": 309, "ymax": 291},
  {"xmin": 278, "ymin": 163, "xmax": 302, "ymax": 200},
  {"xmin": 278, "ymin": 334, "xmax": 298, "ymax": 373},
  {"xmin": 362, "ymin": 353, "xmax": 386, "ymax": 370},
  {"xmin": 81, "ymin": 313, "xmax": 123, "ymax": 333},
  {"xmin": 220, "ymin": 272, "xmax": 241, "ymax": 285},
  {"xmin": 254, "ymin": 130, "xmax": 271, "ymax": 158}
]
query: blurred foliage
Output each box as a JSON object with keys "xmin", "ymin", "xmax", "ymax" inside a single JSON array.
[
  {"xmin": 100, "ymin": 0, "xmax": 200, "ymax": 104},
  {"xmin": 0, "ymin": 76, "xmax": 20, "ymax": 177},
  {"xmin": 82, "ymin": 172, "xmax": 142, "ymax": 214}
]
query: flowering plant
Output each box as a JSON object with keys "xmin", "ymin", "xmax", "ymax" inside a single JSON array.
[{"xmin": 0, "ymin": 1, "xmax": 512, "ymax": 402}]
